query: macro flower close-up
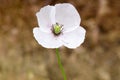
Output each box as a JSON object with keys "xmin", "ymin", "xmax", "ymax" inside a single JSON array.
[
  {"xmin": 33, "ymin": 3, "xmax": 86, "ymax": 48},
  {"xmin": 0, "ymin": 0, "xmax": 120, "ymax": 80}
]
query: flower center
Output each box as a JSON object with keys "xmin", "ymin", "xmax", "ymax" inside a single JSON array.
[{"xmin": 52, "ymin": 23, "xmax": 63, "ymax": 35}]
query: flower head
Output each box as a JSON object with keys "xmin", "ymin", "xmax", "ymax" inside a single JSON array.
[{"xmin": 33, "ymin": 3, "xmax": 86, "ymax": 48}]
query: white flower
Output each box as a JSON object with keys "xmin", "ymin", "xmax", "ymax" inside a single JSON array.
[{"xmin": 33, "ymin": 3, "xmax": 86, "ymax": 49}]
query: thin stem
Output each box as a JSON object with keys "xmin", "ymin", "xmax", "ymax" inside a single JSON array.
[{"xmin": 56, "ymin": 48, "xmax": 67, "ymax": 80}]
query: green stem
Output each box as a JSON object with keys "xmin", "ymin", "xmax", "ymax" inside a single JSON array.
[{"xmin": 56, "ymin": 48, "xmax": 67, "ymax": 80}]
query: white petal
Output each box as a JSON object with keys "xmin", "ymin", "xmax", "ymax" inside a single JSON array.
[
  {"xmin": 36, "ymin": 5, "xmax": 55, "ymax": 32},
  {"xmin": 55, "ymin": 3, "xmax": 81, "ymax": 32},
  {"xmin": 33, "ymin": 27, "xmax": 63, "ymax": 48},
  {"xmin": 60, "ymin": 26, "xmax": 86, "ymax": 48}
]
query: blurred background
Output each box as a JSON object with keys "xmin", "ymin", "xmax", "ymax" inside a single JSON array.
[{"xmin": 0, "ymin": 0, "xmax": 120, "ymax": 80}]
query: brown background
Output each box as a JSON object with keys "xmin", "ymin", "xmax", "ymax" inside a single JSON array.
[{"xmin": 0, "ymin": 0, "xmax": 120, "ymax": 80}]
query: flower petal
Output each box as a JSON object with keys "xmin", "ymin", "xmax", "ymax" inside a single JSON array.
[
  {"xmin": 60, "ymin": 26, "xmax": 86, "ymax": 48},
  {"xmin": 55, "ymin": 3, "xmax": 81, "ymax": 32},
  {"xmin": 33, "ymin": 27, "xmax": 63, "ymax": 48},
  {"xmin": 36, "ymin": 5, "xmax": 55, "ymax": 32}
]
